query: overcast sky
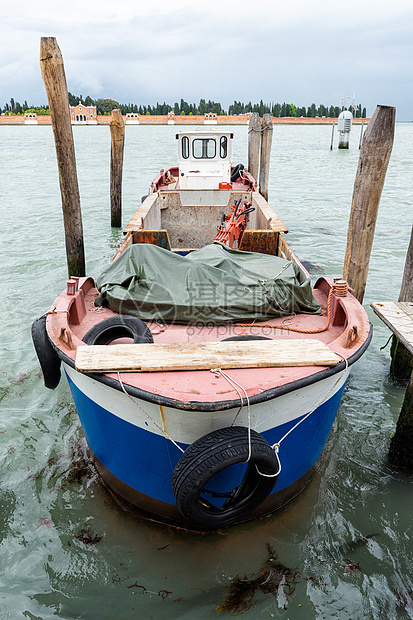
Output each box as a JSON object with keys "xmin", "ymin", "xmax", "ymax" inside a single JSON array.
[{"xmin": 1, "ymin": 0, "xmax": 412, "ymax": 119}]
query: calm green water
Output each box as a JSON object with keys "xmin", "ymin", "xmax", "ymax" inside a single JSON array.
[{"xmin": 0, "ymin": 123, "xmax": 412, "ymax": 619}]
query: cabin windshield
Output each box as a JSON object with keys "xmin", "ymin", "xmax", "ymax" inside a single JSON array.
[{"xmin": 193, "ymin": 138, "xmax": 216, "ymax": 159}]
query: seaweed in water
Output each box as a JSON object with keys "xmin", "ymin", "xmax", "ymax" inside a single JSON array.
[
  {"xmin": 123, "ymin": 581, "xmax": 172, "ymax": 600},
  {"xmin": 343, "ymin": 559, "xmax": 361, "ymax": 573},
  {"xmin": 216, "ymin": 543, "xmax": 300, "ymax": 614},
  {"xmin": 29, "ymin": 440, "xmax": 95, "ymax": 488},
  {"xmin": 74, "ymin": 526, "xmax": 103, "ymax": 545},
  {"xmin": 65, "ymin": 454, "xmax": 92, "ymax": 484},
  {"xmin": 393, "ymin": 588, "xmax": 413, "ymax": 610}
]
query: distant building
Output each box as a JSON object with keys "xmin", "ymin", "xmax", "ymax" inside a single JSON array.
[
  {"xmin": 24, "ymin": 112, "xmax": 38, "ymax": 125},
  {"xmin": 125, "ymin": 113, "xmax": 140, "ymax": 125},
  {"xmin": 204, "ymin": 113, "xmax": 217, "ymax": 125},
  {"xmin": 70, "ymin": 104, "xmax": 97, "ymax": 124}
]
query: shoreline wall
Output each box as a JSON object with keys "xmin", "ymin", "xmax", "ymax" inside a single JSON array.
[{"xmin": 0, "ymin": 114, "xmax": 369, "ymax": 126}]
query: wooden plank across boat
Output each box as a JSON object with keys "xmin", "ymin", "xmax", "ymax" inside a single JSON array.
[{"xmin": 75, "ymin": 339, "xmax": 342, "ymax": 373}]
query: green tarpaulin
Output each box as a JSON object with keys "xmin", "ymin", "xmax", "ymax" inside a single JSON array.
[{"xmin": 95, "ymin": 242, "xmax": 320, "ymax": 324}]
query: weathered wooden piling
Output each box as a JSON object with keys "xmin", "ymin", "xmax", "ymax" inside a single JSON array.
[
  {"xmin": 248, "ymin": 113, "xmax": 261, "ymax": 182},
  {"xmin": 371, "ymin": 224, "xmax": 413, "ymax": 471},
  {"xmin": 390, "ymin": 224, "xmax": 413, "ymax": 383},
  {"xmin": 358, "ymin": 121, "xmax": 365, "ymax": 149},
  {"xmin": 388, "ymin": 370, "xmax": 413, "ymax": 471},
  {"xmin": 110, "ymin": 109, "xmax": 125, "ymax": 228},
  {"xmin": 399, "ymin": 224, "xmax": 413, "ymax": 302},
  {"xmin": 330, "ymin": 121, "xmax": 335, "ymax": 150},
  {"xmin": 259, "ymin": 113, "xmax": 273, "ymax": 202},
  {"xmin": 343, "ymin": 105, "xmax": 395, "ymax": 303},
  {"xmin": 40, "ymin": 37, "xmax": 85, "ymax": 277}
]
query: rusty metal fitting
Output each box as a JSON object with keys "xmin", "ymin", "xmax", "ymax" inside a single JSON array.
[
  {"xmin": 332, "ymin": 279, "xmax": 348, "ymax": 297},
  {"xmin": 66, "ymin": 279, "xmax": 77, "ymax": 295},
  {"xmin": 70, "ymin": 276, "xmax": 80, "ymax": 292}
]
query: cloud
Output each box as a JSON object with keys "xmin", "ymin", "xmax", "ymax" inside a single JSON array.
[{"xmin": 0, "ymin": 0, "xmax": 412, "ymax": 118}]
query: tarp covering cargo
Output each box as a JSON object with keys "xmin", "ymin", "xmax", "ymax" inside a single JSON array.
[{"xmin": 95, "ymin": 242, "xmax": 321, "ymax": 324}]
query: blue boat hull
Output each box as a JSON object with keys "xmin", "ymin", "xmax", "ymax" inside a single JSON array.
[{"xmin": 64, "ymin": 364, "xmax": 347, "ymax": 528}]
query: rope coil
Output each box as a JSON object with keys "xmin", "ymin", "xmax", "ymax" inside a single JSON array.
[
  {"xmin": 332, "ymin": 279, "xmax": 348, "ymax": 297},
  {"xmin": 236, "ymin": 279, "xmax": 349, "ymax": 335}
]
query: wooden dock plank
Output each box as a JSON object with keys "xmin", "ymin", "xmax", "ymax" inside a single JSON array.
[
  {"xmin": 75, "ymin": 339, "xmax": 341, "ymax": 373},
  {"xmin": 371, "ymin": 302, "xmax": 413, "ymax": 355}
]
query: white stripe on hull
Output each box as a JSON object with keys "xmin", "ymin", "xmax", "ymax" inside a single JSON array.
[{"xmin": 64, "ymin": 364, "xmax": 349, "ymax": 444}]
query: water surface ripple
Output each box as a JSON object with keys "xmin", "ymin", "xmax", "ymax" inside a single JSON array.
[{"xmin": 0, "ymin": 123, "xmax": 412, "ymax": 619}]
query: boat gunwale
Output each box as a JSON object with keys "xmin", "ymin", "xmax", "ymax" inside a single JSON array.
[{"xmin": 57, "ymin": 325, "xmax": 372, "ymax": 412}]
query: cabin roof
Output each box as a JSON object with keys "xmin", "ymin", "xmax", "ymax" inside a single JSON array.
[{"xmin": 175, "ymin": 128, "xmax": 234, "ymax": 138}]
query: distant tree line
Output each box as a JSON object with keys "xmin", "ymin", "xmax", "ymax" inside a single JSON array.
[
  {"xmin": 1, "ymin": 95, "xmax": 367, "ymax": 118},
  {"xmin": 228, "ymin": 100, "xmax": 367, "ymax": 118},
  {"xmin": 1, "ymin": 98, "xmax": 50, "ymax": 115}
]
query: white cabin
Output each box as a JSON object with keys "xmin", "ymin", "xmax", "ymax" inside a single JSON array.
[{"xmin": 176, "ymin": 129, "xmax": 233, "ymax": 190}]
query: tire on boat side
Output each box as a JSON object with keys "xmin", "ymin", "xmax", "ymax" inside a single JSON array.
[
  {"xmin": 230, "ymin": 163, "xmax": 244, "ymax": 182},
  {"xmin": 82, "ymin": 315, "xmax": 154, "ymax": 345},
  {"xmin": 31, "ymin": 315, "xmax": 61, "ymax": 390},
  {"xmin": 172, "ymin": 426, "xmax": 279, "ymax": 528}
]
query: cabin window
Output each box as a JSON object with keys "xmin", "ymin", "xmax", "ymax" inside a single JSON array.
[
  {"xmin": 182, "ymin": 136, "xmax": 189, "ymax": 159},
  {"xmin": 192, "ymin": 138, "xmax": 216, "ymax": 159},
  {"xmin": 220, "ymin": 136, "xmax": 228, "ymax": 158}
]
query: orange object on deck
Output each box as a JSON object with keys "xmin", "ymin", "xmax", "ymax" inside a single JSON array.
[{"xmin": 214, "ymin": 199, "xmax": 255, "ymax": 248}]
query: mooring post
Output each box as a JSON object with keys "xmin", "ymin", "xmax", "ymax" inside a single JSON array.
[
  {"xmin": 40, "ymin": 37, "xmax": 85, "ymax": 277},
  {"xmin": 389, "ymin": 369, "xmax": 413, "ymax": 471},
  {"xmin": 330, "ymin": 121, "xmax": 335, "ymax": 151},
  {"xmin": 390, "ymin": 224, "xmax": 413, "ymax": 383},
  {"xmin": 259, "ymin": 113, "xmax": 273, "ymax": 202},
  {"xmin": 248, "ymin": 112, "xmax": 261, "ymax": 182},
  {"xmin": 358, "ymin": 120, "xmax": 365, "ymax": 149},
  {"xmin": 110, "ymin": 109, "xmax": 125, "ymax": 228},
  {"xmin": 371, "ymin": 224, "xmax": 413, "ymax": 470},
  {"xmin": 399, "ymin": 224, "xmax": 413, "ymax": 302},
  {"xmin": 343, "ymin": 105, "xmax": 395, "ymax": 303}
]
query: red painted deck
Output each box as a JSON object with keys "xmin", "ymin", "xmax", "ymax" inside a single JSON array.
[{"xmin": 47, "ymin": 276, "xmax": 370, "ymax": 405}]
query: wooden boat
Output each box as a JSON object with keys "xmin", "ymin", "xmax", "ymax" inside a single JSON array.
[{"xmin": 32, "ymin": 128, "xmax": 371, "ymax": 530}]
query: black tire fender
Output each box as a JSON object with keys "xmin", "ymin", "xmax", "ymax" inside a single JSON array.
[
  {"xmin": 172, "ymin": 426, "xmax": 279, "ymax": 528},
  {"xmin": 82, "ymin": 315, "xmax": 153, "ymax": 346},
  {"xmin": 31, "ymin": 315, "xmax": 61, "ymax": 390},
  {"xmin": 230, "ymin": 163, "xmax": 244, "ymax": 183}
]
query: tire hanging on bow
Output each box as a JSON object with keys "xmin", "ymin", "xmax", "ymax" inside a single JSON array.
[
  {"xmin": 172, "ymin": 426, "xmax": 279, "ymax": 528},
  {"xmin": 32, "ymin": 315, "xmax": 61, "ymax": 390}
]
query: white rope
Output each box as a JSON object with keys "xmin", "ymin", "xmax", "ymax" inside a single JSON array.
[
  {"xmin": 44, "ymin": 307, "xmax": 69, "ymax": 316},
  {"xmin": 116, "ymin": 372, "xmax": 184, "ymax": 454},
  {"xmin": 210, "ymin": 368, "xmax": 252, "ymax": 462},
  {"xmin": 271, "ymin": 357, "xmax": 349, "ymax": 452},
  {"xmin": 115, "ymin": 352, "xmax": 349, "ymax": 477},
  {"xmin": 256, "ymin": 444, "xmax": 281, "ymax": 478}
]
